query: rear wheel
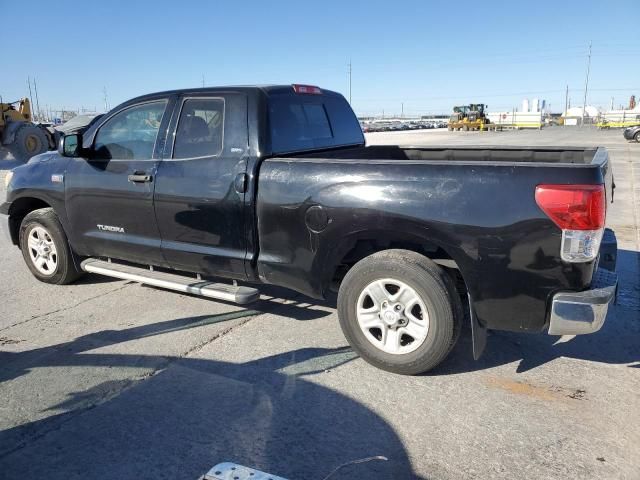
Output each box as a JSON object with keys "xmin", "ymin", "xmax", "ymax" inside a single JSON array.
[
  {"xmin": 337, "ymin": 249, "xmax": 462, "ymax": 375},
  {"xmin": 635, "ymin": 131, "xmax": 640, "ymax": 143},
  {"xmin": 19, "ymin": 208, "xmax": 83, "ymax": 284},
  {"xmin": 9, "ymin": 124, "xmax": 49, "ymax": 162}
]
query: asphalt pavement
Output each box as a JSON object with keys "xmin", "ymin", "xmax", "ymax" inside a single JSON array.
[{"xmin": 0, "ymin": 127, "xmax": 638, "ymax": 480}]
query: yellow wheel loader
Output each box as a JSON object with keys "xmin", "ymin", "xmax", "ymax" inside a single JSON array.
[
  {"xmin": 447, "ymin": 104, "xmax": 489, "ymax": 131},
  {"xmin": 1, "ymin": 98, "xmax": 53, "ymax": 161}
]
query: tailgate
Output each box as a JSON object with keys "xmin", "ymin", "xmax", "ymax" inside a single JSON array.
[{"xmin": 593, "ymin": 147, "xmax": 615, "ymax": 205}]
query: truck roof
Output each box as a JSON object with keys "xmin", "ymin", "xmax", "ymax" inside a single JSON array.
[
  {"xmin": 121, "ymin": 85, "xmax": 344, "ymax": 104},
  {"xmin": 104, "ymin": 84, "xmax": 364, "ymax": 157}
]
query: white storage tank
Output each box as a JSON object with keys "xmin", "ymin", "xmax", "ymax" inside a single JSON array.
[{"xmin": 531, "ymin": 99, "xmax": 539, "ymax": 113}]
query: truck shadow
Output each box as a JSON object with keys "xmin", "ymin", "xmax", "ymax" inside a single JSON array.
[
  {"xmin": 0, "ymin": 317, "xmax": 422, "ymax": 479},
  {"xmin": 433, "ymin": 249, "xmax": 640, "ymax": 375}
]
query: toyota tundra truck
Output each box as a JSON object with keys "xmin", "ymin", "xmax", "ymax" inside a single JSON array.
[{"xmin": 0, "ymin": 84, "xmax": 618, "ymax": 374}]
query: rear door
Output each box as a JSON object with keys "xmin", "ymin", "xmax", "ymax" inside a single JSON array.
[
  {"xmin": 65, "ymin": 98, "xmax": 173, "ymax": 265},
  {"xmin": 154, "ymin": 93, "xmax": 249, "ymax": 279}
]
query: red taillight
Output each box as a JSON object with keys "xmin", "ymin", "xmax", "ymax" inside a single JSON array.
[
  {"xmin": 535, "ymin": 184, "xmax": 605, "ymax": 230},
  {"xmin": 292, "ymin": 84, "xmax": 322, "ymax": 95}
]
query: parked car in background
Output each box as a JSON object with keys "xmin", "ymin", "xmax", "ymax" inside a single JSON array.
[
  {"xmin": 622, "ymin": 125, "xmax": 640, "ymax": 142},
  {"xmin": 48, "ymin": 114, "xmax": 104, "ymax": 148}
]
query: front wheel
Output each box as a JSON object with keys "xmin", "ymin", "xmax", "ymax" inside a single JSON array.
[
  {"xmin": 635, "ymin": 132, "xmax": 640, "ymax": 143},
  {"xmin": 19, "ymin": 208, "xmax": 83, "ymax": 284},
  {"xmin": 337, "ymin": 249, "xmax": 462, "ymax": 375}
]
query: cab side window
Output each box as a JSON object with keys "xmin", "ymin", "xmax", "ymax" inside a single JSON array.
[
  {"xmin": 173, "ymin": 98, "xmax": 224, "ymax": 159},
  {"xmin": 94, "ymin": 100, "xmax": 167, "ymax": 160}
]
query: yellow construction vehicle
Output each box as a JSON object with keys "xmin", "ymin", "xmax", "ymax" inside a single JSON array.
[
  {"xmin": 448, "ymin": 103, "xmax": 489, "ymax": 131},
  {"xmin": 1, "ymin": 97, "xmax": 52, "ymax": 161}
]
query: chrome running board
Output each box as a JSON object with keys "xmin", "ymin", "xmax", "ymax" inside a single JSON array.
[{"xmin": 81, "ymin": 258, "xmax": 259, "ymax": 304}]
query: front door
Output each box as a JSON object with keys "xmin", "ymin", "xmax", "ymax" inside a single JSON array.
[
  {"xmin": 154, "ymin": 94, "xmax": 249, "ymax": 279},
  {"xmin": 65, "ymin": 98, "xmax": 172, "ymax": 266}
]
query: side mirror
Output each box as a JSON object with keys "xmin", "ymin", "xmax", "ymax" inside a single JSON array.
[{"xmin": 58, "ymin": 133, "xmax": 82, "ymax": 157}]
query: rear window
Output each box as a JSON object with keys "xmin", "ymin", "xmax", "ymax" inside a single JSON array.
[{"xmin": 269, "ymin": 93, "xmax": 364, "ymax": 154}]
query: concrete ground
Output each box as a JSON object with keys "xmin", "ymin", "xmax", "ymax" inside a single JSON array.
[{"xmin": 0, "ymin": 127, "xmax": 638, "ymax": 480}]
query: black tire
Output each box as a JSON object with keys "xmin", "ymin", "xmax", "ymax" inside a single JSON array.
[
  {"xmin": 635, "ymin": 131, "xmax": 640, "ymax": 143},
  {"xmin": 19, "ymin": 208, "xmax": 83, "ymax": 285},
  {"xmin": 337, "ymin": 249, "xmax": 463, "ymax": 375},
  {"xmin": 9, "ymin": 124, "xmax": 49, "ymax": 162}
]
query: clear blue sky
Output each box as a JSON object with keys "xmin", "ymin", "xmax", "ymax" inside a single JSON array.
[{"xmin": 3, "ymin": 0, "xmax": 639, "ymax": 116}]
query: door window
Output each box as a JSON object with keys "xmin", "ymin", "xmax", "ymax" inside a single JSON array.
[
  {"xmin": 94, "ymin": 100, "xmax": 167, "ymax": 160},
  {"xmin": 173, "ymin": 98, "xmax": 225, "ymax": 159}
]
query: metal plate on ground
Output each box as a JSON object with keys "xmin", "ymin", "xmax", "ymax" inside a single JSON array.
[{"xmin": 202, "ymin": 462, "xmax": 288, "ymax": 480}]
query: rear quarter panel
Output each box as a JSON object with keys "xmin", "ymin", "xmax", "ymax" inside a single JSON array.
[{"xmin": 256, "ymin": 157, "xmax": 606, "ymax": 332}]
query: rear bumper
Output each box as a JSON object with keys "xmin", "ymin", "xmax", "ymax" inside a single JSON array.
[
  {"xmin": 548, "ymin": 228, "xmax": 617, "ymax": 336},
  {"xmin": 548, "ymin": 267, "xmax": 617, "ymax": 335}
]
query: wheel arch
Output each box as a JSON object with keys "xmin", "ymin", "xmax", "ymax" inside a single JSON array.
[
  {"xmin": 7, "ymin": 196, "xmax": 53, "ymax": 245},
  {"xmin": 324, "ymin": 229, "xmax": 471, "ymax": 299}
]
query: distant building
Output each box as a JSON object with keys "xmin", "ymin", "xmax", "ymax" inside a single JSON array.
[
  {"xmin": 562, "ymin": 106, "xmax": 600, "ymax": 125},
  {"xmin": 597, "ymin": 103, "xmax": 640, "ymax": 128}
]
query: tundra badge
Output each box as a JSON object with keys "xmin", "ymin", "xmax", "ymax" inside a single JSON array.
[{"xmin": 97, "ymin": 224, "xmax": 125, "ymax": 233}]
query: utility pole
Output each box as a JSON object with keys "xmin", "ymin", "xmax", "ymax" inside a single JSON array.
[
  {"xmin": 27, "ymin": 77, "xmax": 35, "ymax": 121},
  {"xmin": 33, "ymin": 78, "xmax": 42, "ymax": 122},
  {"xmin": 564, "ymin": 84, "xmax": 569, "ymax": 116},
  {"xmin": 401, "ymin": 102, "xmax": 404, "ymax": 118},
  {"xmin": 581, "ymin": 41, "xmax": 592, "ymax": 126},
  {"xmin": 202, "ymin": 74, "xmax": 205, "ymax": 87},
  {"xmin": 348, "ymin": 60, "xmax": 352, "ymax": 105},
  {"xmin": 103, "ymin": 87, "xmax": 109, "ymax": 112},
  {"xmin": 610, "ymin": 97, "xmax": 614, "ymax": 111}
]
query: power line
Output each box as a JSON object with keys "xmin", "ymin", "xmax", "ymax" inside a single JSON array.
[
  {"xmin": 103, "ymin": 86, "xmax": 109, "ymax": 112},
  {"xmin": 27, "ymin": 77, "xmax": 35, "ymax": 121},
  {"xmin": 581, "ymin": 41, "xmax": 592, "ymax": 125},
  {"xmin": 33, "ymin": 78, "xmax": 42, "ymax": 121},
  {"xmin": 348, "ymin": 60, "xmax": 352, "ymax": 105}
]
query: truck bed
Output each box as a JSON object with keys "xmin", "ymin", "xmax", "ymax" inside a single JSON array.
[
  {"xmin": 257, "ymin": 145, "xmax": 613, "ymax": 333},
  {"xmin": 290, "ymin": 145, "xmax": 603, "ymax": 165}
]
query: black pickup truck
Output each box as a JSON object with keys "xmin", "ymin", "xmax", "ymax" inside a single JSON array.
[{"xmin": 1, "ymin": 85, "xmax": 618, "ymax": 374}]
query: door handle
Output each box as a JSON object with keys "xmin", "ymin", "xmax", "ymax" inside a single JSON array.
[{"xmin": 128, "ymin": 172, "xmax": 153, "ymax": 183}]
